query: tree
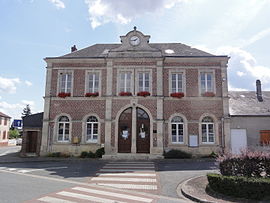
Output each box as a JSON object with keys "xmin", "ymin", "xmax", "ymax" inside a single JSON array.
[
  {"xmin": 22, "ymin": 104, "xmax": 32, "ymax": 116},
  {"xmin": 9, "ymin": 129, "xmax": 20, "ymax": 139}
]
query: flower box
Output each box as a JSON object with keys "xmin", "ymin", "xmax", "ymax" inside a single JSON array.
[
  {"xmin": 170, "ymin": 92, "xmax": 185, "ymax": 98},
  {"xmin": 85, "ymin": 92, "xmax": 99, "ymax": 97},
  {"xmin": 119, "ymin": 92, "xmax": 132, "ymax": 96},
  {"xmin": 202, "ymin": 92, "xmax": 215, "ymax": 97},
  {"xmin": 58, "ymin": 92, "xmax": 71, "ymax": 98},
  {"xmin": 137, "ymin": 91, "xmax": 151, "ymax": 97}
]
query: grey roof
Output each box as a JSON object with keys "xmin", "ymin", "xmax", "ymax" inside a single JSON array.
[
  {"xmin": 0, "ymin": 112, "xmax": 11, "ymax": 118},
  {"xmin": 22, "ymin": 112, "xmax": 43, "ymax": 128},
  {"xmin": 229, "ymin": 91, "xmax": 270, "ymax": 116},
  {"xmin": 57, "ymin": 43, "xmax": 216, "ymax": 58}
]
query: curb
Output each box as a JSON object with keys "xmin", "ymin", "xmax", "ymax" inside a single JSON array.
[{"xmin": 179, "ymin": 175, "xmax": 215, "ymax": 203}]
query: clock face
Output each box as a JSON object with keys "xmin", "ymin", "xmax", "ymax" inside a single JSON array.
[{"xmin": 130, "ymin": 35, "xmax": 140, "ymax": 46}]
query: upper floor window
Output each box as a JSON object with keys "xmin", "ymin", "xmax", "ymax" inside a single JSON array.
[
  {"xmin": 59, "ymin": 73, "xmax": 72, "ymax": 93},
  {"xmin": 200, "ymin": 72, "xmax": 213, "ymax": 93},
  {"xmin": 171, "ymin": 73, "xmax": 183, "ymax": 93},
  {"xmin": 138, "ymin": 72, "xmax": 150, "ymax": 92},
  {"xmin": 120, "ymin": 72, "xmax": 132, "ymax": 92},
  {"xmin": 86, "ymin": 116, "xmax": 98, "ymax": 142},
  {"xmin": 171, "ymin": 116, "xmax": 184, "ymax": 143},
  {"xmin": 58, "ymin": 116, "xmax": 70, "ymax": 142},
  {"xmin": 88, "ymin": 73, "xmax": 99, "ymax": 93},
  {"xmin": 201, "ymin": 116, "xmax": 214, "ymax": 144},
  {"xmin": 3, "ymin": 131, "xmax": 6, "ymax": 139},
  {"xmin": 4, "ymin": 118, "xmax": 7, "ymax": 125}
]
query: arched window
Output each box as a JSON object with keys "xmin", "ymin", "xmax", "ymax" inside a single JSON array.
[
  {"xmin": 201, "ymin": 116, "xmax": 214, "ymax": 143},
  {"xmin": 58, "ymin": 116, "xmax": 70, "ymax": 142},
  {"xmin": 171, "ymin": 116, "xmax": 184, "ymax": 143},
  {"xmin": 86, "ymin": 116, "xmax": 98, "ymax": 142}
]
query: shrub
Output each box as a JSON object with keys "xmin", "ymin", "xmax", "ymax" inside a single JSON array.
[
  {"xmin": 80, "ymin": 151, "xmax": 88, "ymax": 158},
  {"xmin": 218, "ymin": 150, "xmax": 270, "ymax": 177},
  {"xmin": 47, "ymin": 152, "xmax": 70, "ymax": 158},
  {"xmin": 201, "ymin": 151, "xmax": 218, "ymax": 158},
  {"xmin": 207, "ymin": 173, "xmax": 270, "ymax": 200},
  {"xmin": 95, "ymin": 147, "xmax": 105, "ymax": 158},
  {"xmin": 163, "ymin": 149, "xmax": 192, "ymax": 159},
  {"xmin": 87, "ymin": 151, "xmax": 96, "ymax": 158}
]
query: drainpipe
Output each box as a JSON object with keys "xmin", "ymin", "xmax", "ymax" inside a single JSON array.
[{"xmin": 221, "ymin": 117, "xmax": 225, "ymax": 152}]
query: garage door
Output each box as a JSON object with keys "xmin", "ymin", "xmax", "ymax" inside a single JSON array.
[{"xmin": 231, "ymin": 129, "xmax": 247, "ymax": 154}]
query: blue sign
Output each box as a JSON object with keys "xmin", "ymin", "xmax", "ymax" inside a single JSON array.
[{"xmin": 13, "ymin": 119, "xmax": 22, "ymax": 128}]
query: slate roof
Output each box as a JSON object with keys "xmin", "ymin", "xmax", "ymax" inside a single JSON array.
[
  {"xmin": 0, "ymin": 112, "xmax": 11, "ymax": 118},
  {"xmin": 54, "ymin": 43, "xmax": 217, "ymax": 58},
  {"xmin": 229, "ymin": 91, "xmax": 270, "ymax": 116},
  {"xmin": 22, "ymin": 112, "xmax": 44, "ymax": 128}
]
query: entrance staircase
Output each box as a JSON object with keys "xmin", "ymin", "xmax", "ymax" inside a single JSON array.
[{"xmin": 102, "ymin": 153, "xmax": 163, "ymax": 160}]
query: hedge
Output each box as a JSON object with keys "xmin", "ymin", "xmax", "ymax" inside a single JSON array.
[
  {"xmin": 218, "ymin": 150, "xmax": 270, "ymax": 178},
  {"xmin": 163, "ymin": 149, "xmax": 192, "ymax": 159},
  {"xmin": 207, "ymin": 173, "xmax": 270, "ymax": 200},
  {"xmin": 80, "ymin": 147, "xmax": 105, "ymax": 158}
]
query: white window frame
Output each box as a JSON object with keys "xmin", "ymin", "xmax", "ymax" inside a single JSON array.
[
  {"xmin": 171, "ymin": 73, "xmax": 183, "ymax": 93},
  {"xmin": 85, "ymin": 70, "xmax": 101, "ymax": 94},
  {"xmin": 171, "ymin": 118, "xmax": 184, "ymax": 144},
  {"xmin": 86, "ymin": 116, "xmax": 99, "ymax": 143},
  {"xmin": 169, "ymin": 69, "xmax": 186, "ymax": 95},
  {"xmin": 117, "ymin": 69, "xmax": 134, "ymax": 94},
  {"xmin": 138, "ymin": 72, "xmax": 150, "ymax": 92},
  {"xmin": 201, "ymin": 117, "xmax": 215, "ymax": 144},
  {"xmin": 57, "ymin": 116, "xmax": 70, "ymax": 142},
  {"xmin": 198, "ymin": 70, "xmax": 216, "ymax": 95},
  {"xmin": 135, "ymin": 69, "xmax": 152, "ymax": 95},
  {"xmin": 57, "ymin": 70, "xmax": 73, "ymax": 95}
]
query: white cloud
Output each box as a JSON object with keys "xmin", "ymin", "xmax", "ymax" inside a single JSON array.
[
  {"xmin": 242, "ymin": 27, "xmax": 270, "ymax": 47},
  {"xmin": 21, "ymin": 100, "xmax": 35, "ymax": 106},
  {"xmin": 84, "ymin": 0, "xmax": 186, "ymax": 28},
  {"xmin": 25, "ymin": 80, "xmax": 32, "ymax": 86},
  {"xmin": 48, "ymin": 0, "xmax": 65, "ymax": 9},
  {"xmin": 0, "ymin": 100, "xmax": 35, "ymax": 119},
  {"xmin": 228, "ymin": 84, "xmax": 248, "ymax": 91},
  {"xmin": 216, "ymin": 46, "xmax": 270, "ymax": 91},
  {"xmin": 0, "ymin": 76, "xmax": 21, "ymax": 94}
]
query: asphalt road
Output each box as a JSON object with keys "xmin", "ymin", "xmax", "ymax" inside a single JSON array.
[{"xmin": 0, "ymin": 147, "xmax": 218, "ymax": 202}]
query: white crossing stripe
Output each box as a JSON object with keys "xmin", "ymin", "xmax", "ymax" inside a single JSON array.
[
  {"xmin": 57, "ymin": 191, "xmax": 126, "ymax": 203},
  {"xmin": 97, "ymin": 183, "xmax": 158, "ymax": 190},
  {"xmin": 91, "ymin": 177, "xmax": 157, "ymax": 182},
  {"xmin": 8, "ymin": 168, "xmax": 17, "ymax": 171},
  {"xmin": 103, "ymin": 166, "xmax": 155, "ymax": 169},
  {"xmin": 96, "ymin": 173, "xmax": 156, "ymax": 177},
  {"xmin": 18, "ymin": 170, "xmax": 30, "ymax": 173},
  {"xmin": 72, "ymin": 187, "xmax": 153, "ymax": 202},
  {"xmin": 38, "ymin": 196, "xmax": 77, "ymax": 203},
  {"xmin": 100, "ymin": 169, "xmax": 154, "ymax": 172}
]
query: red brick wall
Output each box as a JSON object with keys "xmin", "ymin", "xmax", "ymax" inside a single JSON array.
[
  {"xmin": 111, "ymin": 99, "xmax": 130, "ymax": 119},
  {"xmin": 138, "ymin": 99, "xmax": 157, "ymax": 118},
  {"xmin": 186, "ymin": 69, "xmax": 198, "ymax": 97},
  {"xmin": 51, "ymin": 69, "xmax": 58, "ymax": 96},
  {"xmin": 73, "ymin": 70, "xmax": 85, "ymax": 97},
  {"xmin": 151, "ymin": 68, "xmax": 157, "ymax": 96},
  {"xmin": 50, "ymin": 100, "xmax": 106, "ymax": 120},
  {"xmin": 215, "ymin": 69, "xmax": 222, "ymax": 97},
  {"xmin": 101, "ymin": 69, "xmax": 107, "ymax": 96},
  {"xmin": 163, "ymin": 69, "xmax": 169, "ymax": 97}
]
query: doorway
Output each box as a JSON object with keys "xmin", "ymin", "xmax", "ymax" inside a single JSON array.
[{"xmin": 26, "ymin": 131, "xmax": 38, "ymax": 153}]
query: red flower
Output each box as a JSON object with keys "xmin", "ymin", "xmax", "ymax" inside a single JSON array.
[
  {"xmin": 119, "ymin": 92, "xmax": 132, "ymax": 96},
  {"xmin": 202, "ymin": 92, "xmax": 215, "ymax": 97},
  {"xmin": 85, "ymin": 92, "xmax": 99, "ymax": 97},
  {"xmin": 137, "ymin": 91, "xmax": 151, "ymax": 97},
  {"xmin": 58, "ymin": 92, "xmax": 71, "ymax": 98},
  {"xmin": 170, "ymin": 92, "xmax": 185, "ymax": 98}
]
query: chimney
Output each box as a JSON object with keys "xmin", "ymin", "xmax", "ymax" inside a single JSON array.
[
  {"xmin": 256, "ymin": 79, "xmax": 263, "ymax": 102},
  {"xmin": 71, "ymin": 45, "xmax": 77, "ymax": 52}
]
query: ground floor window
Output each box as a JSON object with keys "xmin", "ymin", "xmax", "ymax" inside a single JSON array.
[
  {"xmin": 86, "ymin": 116, "xmax": 98, "ymax": 142},
  {"xmin": 201, "ymin": 116, "xmax": 214, "ymax": 143},
  {"xmin": 58, "ymin": 116, "xmax": 70, "ymax": 142},
  {"xmin": 171, "ymin": 116, "xmax": 184, "ymax": 143}
]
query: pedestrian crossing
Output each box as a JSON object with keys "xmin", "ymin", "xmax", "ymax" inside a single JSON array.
[
  {"xmin": 0, "ymin": 166, "xmax": 67, "ymax": 174},
  {"xmin": 25, "ymin": 161, "xmax": 158, "ymax": 202},
  {"xmin": 89, "ymin": 161, "xmax": 159, "ymax": 193}
]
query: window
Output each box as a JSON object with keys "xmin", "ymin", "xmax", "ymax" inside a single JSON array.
[
  {"xmin": 57, "ymin": 116, "xmax": 70, "ymax": 142},
  {"xmin": 88, "ymin": 73, "xmax": 99, "ymax": 93},
  {"xmin": 4, "ymin": 118, "xmax": 7, "ymax": 125},
  {"xmin": 86, "ymin": 116, "xmax": 98, "ymax": 142},
  {"xmin": 0, "ymin": 117, "xmax": 2, "ymax": 125},
  {"xmin": 120, "ymin": 72, "xmax": 131, "ymax": 92},
  {"xmin": 138, "ymin": 72, "xmax": 150, "ymax": 92},
  {"xmin": 201, "ymin": 116, "xmax": 215, "ymax": 143},
  {"xmin": 59, "ymin": 73, "xmax": 72, "ymax": 93},
  {"xmin": 171, "ymin": 73, "xmax": 183, "ymax": 93},
  {"xmin": 3, "ymin": 131, "xmax": 6, "ymax": 139},
  {"xmin": 200, "ymin": 72, "xmax": 213, "ymax": 93},
  {"xmin": 171, "ymin": 116, "xmax": 184, "ymax": 143}
]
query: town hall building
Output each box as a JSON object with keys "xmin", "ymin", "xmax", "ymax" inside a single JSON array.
[{"xmin": 40, "ymin": 28, "xmax": 230, "ymax": 158}]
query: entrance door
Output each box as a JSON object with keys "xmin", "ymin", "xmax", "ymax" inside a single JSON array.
[
  {"xmin": 118, "ymin": 108, "xmax": 132, "ymax": 153},
  {"xmin": 231, "ymin": 129, "xmax": 247, "ymax": 154},
  {"xmin": 136, "ymin": 108, "xmax": 150, "ymax": 153},
  {"xmin": 26, "ymin": 131, "xmax": 38, "ymax": 153}
]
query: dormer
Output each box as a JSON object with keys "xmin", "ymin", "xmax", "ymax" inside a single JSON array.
[{"xmin": 108, "ymin": 27, "xmax": 162, "ymax": 58}]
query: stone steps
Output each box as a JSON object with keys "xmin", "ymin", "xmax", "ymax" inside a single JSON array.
[{"xmin": 102, "ymin": 153, "xmax": 163, "ymax": 160}]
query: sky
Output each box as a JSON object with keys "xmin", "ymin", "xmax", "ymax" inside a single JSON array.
[{"xmin": 0, "ymin": 0, "xmax": 270, "ymax": 120}]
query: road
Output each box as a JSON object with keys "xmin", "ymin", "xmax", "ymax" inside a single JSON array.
[{"xmin": 0, "ymin": 148, "xmax": 217, "ymax": 202}]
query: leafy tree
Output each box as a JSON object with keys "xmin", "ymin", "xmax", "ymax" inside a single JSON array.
[
  {"xmin": 9, "ymin": 129, "xmax": 20, "ymax": 139},
  {"xmin": 22, "ymin": 104, "xmax": 32, "ymax": 116}
]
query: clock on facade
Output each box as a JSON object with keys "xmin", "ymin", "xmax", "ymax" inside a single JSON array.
[{"xmin": 129, "ymin": 35, "xmax": 140, "ymax": 46}]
